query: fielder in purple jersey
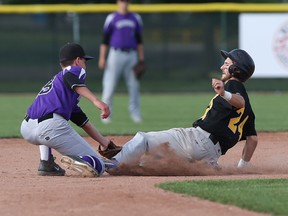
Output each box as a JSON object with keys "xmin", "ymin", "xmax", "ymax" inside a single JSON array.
[
  {"xmin": 20, "ymin": 43, "xmax": 121, "ymax": 177},
  {"xmin": 98, "ymin": 0, "xmax": 145, "ymax": 124}
]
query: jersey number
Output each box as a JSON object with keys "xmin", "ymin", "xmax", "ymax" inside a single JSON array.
[
  {"xmin": 39, "ymin": 77, "xmax": 54, "ymax": 95},
  {"xmin": 228, "ymin": 107, "xmax": 248, "ymax": 141}
]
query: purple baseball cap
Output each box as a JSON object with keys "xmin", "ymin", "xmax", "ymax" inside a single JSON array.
[{"xmin": 59, "ymin": 42, "xmax": 94, "ymax": 63}]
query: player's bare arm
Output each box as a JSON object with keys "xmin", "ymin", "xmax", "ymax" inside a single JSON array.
[
  {"xmin": 212, "ymin": 78, "xmax": 245, "ymax": 108},
  {"xmin": 242, "ymin": 135, "xmax": 258, "ymax": 161},
  {"xmin": 82, "ymin": 121, "xmax": 110, "ymax": 148},
  {"xmin": 238, "ymin": 135, "xmax": 258, "ymax": 168},
  {"xmin": 75, "ymin": 86, "xmax": 110, "ymax": 119},
  {"xmin": 137, "ymin": 44, "xmax": 145, "ymax": 62},
  {"xmin": 98, "ymin": 44, "xmax": 108, "ymax": 70}
]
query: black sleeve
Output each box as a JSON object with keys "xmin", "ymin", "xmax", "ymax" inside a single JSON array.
[
  {"xmin": 135, "ymin": 32, "xmax": 143, "ymax": 44},
  {"xmin": 63, "ymin": 72, "xmax": 85, "ymax": 90},
  {"xmin": 102, "ymin": 33, "xmax": 111, "ymax": 45},
  {"xmin": 70, "ymin": 111, "xmax": 89, "ymax": 127},
  {"xmin": 240, "ymin": 110, "xmax": 257, "ymax": 141},
  {"xmin": 225, "ymin": 80, "xmax": 245, "ymax": 96}
]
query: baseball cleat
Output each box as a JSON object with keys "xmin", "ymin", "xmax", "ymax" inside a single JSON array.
[
  {"xmin": 102, "ymin": 158, "xmax": 119, "ymax": 171},
  {"xmin": 38, "ymin": 155, "xmax": 65, "ymax": 176},
  {"xmin": 131, "ymin": 115, "xmax": 142, "ymax": 124},
  {"xmin": 61, "ymin": 155, "xmax": 99, "ymax": 177}
]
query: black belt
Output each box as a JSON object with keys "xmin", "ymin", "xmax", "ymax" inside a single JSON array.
[
  {"xmin": 24, "ymin": 113, "xmax": 53, "ymax": 123},
  {"xmin": 209, "ymin": 134, "xmax": 219, "ymax": 145},
  {"xmin": 112, "ymin": 47, "xmax": 135, "ymax": 53}
]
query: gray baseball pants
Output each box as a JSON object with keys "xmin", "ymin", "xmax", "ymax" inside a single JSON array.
[
  {"xmin": 20, "ymin": 113, "xmax": 100, "ymax": 157},
  {"xmin": 102, "ymin": 48, "xmax": 140, "ymax": 119},
  {"xmin": 113, "ymin": 127, "xmax": 222, "ymax": 165}
]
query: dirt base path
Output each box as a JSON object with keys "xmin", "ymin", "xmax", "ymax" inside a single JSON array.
[{"xmin": 1, "ymin": 132, "xmax": 287, "ymax": 216}]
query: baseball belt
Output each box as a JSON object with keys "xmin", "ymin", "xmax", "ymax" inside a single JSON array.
[{"xmin": 24, "ymin": 113, "xmax": 54, "ymax": 123}]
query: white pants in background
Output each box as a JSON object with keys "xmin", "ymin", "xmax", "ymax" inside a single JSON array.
[{"xmin": 102, "ymin": 48, "xmax": 141, "ymax": 120}]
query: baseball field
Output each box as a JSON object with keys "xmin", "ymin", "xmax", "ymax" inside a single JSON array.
[{"xmin": 1, "ymin": 93, "xmax": 288, "ymax": 216}]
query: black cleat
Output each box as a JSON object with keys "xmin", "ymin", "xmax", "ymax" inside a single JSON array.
[{"xmin": 37, "ymin": 155, "xmax": 65, "ymax": 176}]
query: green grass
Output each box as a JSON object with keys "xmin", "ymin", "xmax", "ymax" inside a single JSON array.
[
  {"xmin": 158, "ymin": 178, "xmax": 288, "ymax": 216},
  {"xmin": 1, "ymin": 92, "xmax": 288, "ymax": 137}
]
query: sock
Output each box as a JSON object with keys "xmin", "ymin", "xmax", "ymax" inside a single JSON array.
[
  {"xmin": 39, "ymin": 145, "xmax": 51, "ymax": 161},
  {"xmin": 80, "ymin": 155, "xmax": 104, "ymax": 175}
]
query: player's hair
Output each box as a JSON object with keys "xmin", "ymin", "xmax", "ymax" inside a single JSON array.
[{"xmin": 60, "ymin": 59, "xmax": 75, "ymax": 68}]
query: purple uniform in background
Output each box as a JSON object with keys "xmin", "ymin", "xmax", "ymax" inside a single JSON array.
[
  {"xmin": 101, "ymin": 11, "xmax": 144, "ymax": 124},
  {"xmin": 104, "ymin": 12, "xmax": 143, "ymax": 49},
  {"xmin": 27, "ymin": 66, "xmax": 86, "ymax": 121}
]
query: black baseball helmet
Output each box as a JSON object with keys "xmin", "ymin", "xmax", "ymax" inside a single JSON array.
[{"xmin": 220, "ymin": 49, "xmax": 255, "ymax": 82}]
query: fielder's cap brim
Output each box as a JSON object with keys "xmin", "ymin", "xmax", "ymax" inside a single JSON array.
[{"xmin": 83, "ymin": 55, "xmax": 94, "ymax": 61}]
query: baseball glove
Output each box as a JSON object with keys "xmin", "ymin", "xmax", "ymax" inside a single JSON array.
[
  {"xmin": 133, "ymin": 60, "xmax": 146, "ymax": 79},
  {"xmin": 98, "ymin": 141, "xmax": 122, "ymax": 159}
]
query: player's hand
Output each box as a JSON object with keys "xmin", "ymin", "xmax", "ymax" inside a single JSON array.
[
  {"xmin": 212, "ymin": 78, "xmax": 224, "ymax": 95},
  {"xmin": 93, "ymin": 99, "xmax": 110, "ymax": 119},
  {"xmin": 99, "ymin": 103, "xmax": 110, "ymax": 119}
]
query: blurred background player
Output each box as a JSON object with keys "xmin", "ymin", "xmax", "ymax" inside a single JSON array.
[
  {"xmin": 98, "ymin": 0, "xmax": 145, "ymax": 124},
  {"xmin": 20, "ymin": 42, "xmax": 121, "ymax": 177}
]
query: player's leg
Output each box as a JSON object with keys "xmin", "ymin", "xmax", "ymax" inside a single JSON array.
[
  {"xmin": 114, "ymin": 127, "xmax": 222, "ymax": 169},
  {"xmin": 145, "ymin": 127, "xmax": 221, "ymax": 168},
  {"xmin": 113, "ymin": 129, "xmax": 185, "ymax": 164},
  {"xmin": 37, "ymin": 145, "xmax": 65, "ymax": 176},
  {"xmin": 113, "ymin": 132, "xmax": 148, "ymax": 164},
  {"xmin": 20, "ymin": 118, "xmax": 39, "ymax": 145},
  {"xmin": 123, "ymin": 51, "xmax": 141, "ymax": 123},
  {"xmin": 191, "ymin": 127, "xmax": 222, "ymax": 165},
  {"xmin": 169, "ymin": 127, "xmax": 222, "ymax": 168},
  {"xmin": 20, "ymin": 119, "xmax": 65, "ymax": 176},
  {"xmin": 36, "ymin": 114, "xmax": 106, "ymax": 176},
  {"xmin": 101, "ymin": 49, "xmax": 123, "ymax": 123}
]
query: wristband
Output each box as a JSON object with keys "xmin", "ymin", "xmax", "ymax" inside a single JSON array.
[
  {"xmin": 237, "ymin": 158, "xmax": 249, "ymax": 168},
  {"xmin": 221, "ymin": 91, "xmax": 232, "ymax": 101}
]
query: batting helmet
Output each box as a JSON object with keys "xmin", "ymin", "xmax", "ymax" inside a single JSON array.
[{"xmin": 220, "ymin": 49, "xmax": 255, "ymax": 82}]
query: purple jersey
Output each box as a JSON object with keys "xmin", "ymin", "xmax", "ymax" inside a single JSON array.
[
  {"xmin": 103, "ymin": 12, "xmax": 143, "ymax": 49},
  {"xmin": 27, "ymin": 66, "xmax": 86, "ymax": 120}
]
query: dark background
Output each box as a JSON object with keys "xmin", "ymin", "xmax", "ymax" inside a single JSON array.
[{"xmin": 0, "ymin": 1, "xmax": 287, "ymax": 93}]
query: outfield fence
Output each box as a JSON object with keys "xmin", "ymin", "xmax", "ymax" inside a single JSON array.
[{"xmin": 1, "ymin": 3, "xmax": 288, "ymax": 93}]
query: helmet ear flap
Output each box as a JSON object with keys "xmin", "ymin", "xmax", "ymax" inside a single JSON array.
[{"xmin": 228, "ymin": 64, "xmax": 240, "ymax": 76}]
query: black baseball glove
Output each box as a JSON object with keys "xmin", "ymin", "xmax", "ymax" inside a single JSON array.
[
  {"xmin": 133, "ymin": 60, "xmax": 146, "ymax": 79},
  {"xmin": 98, "ymin": 141, "xmax": 122, "ymax": 159}
]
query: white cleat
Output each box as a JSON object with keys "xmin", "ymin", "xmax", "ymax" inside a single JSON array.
[
  {"xmin": 61, "ymin": 155, "xmax": 99, "ymax": 177},
  {"xmin": 131, "ymin": 115, "xmax": 142, "ymax": 124}
]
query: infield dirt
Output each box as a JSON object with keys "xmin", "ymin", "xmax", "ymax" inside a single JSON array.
[{"xmin": 1, "ymin": 132, "xmax": 288, "ymax": 216}]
